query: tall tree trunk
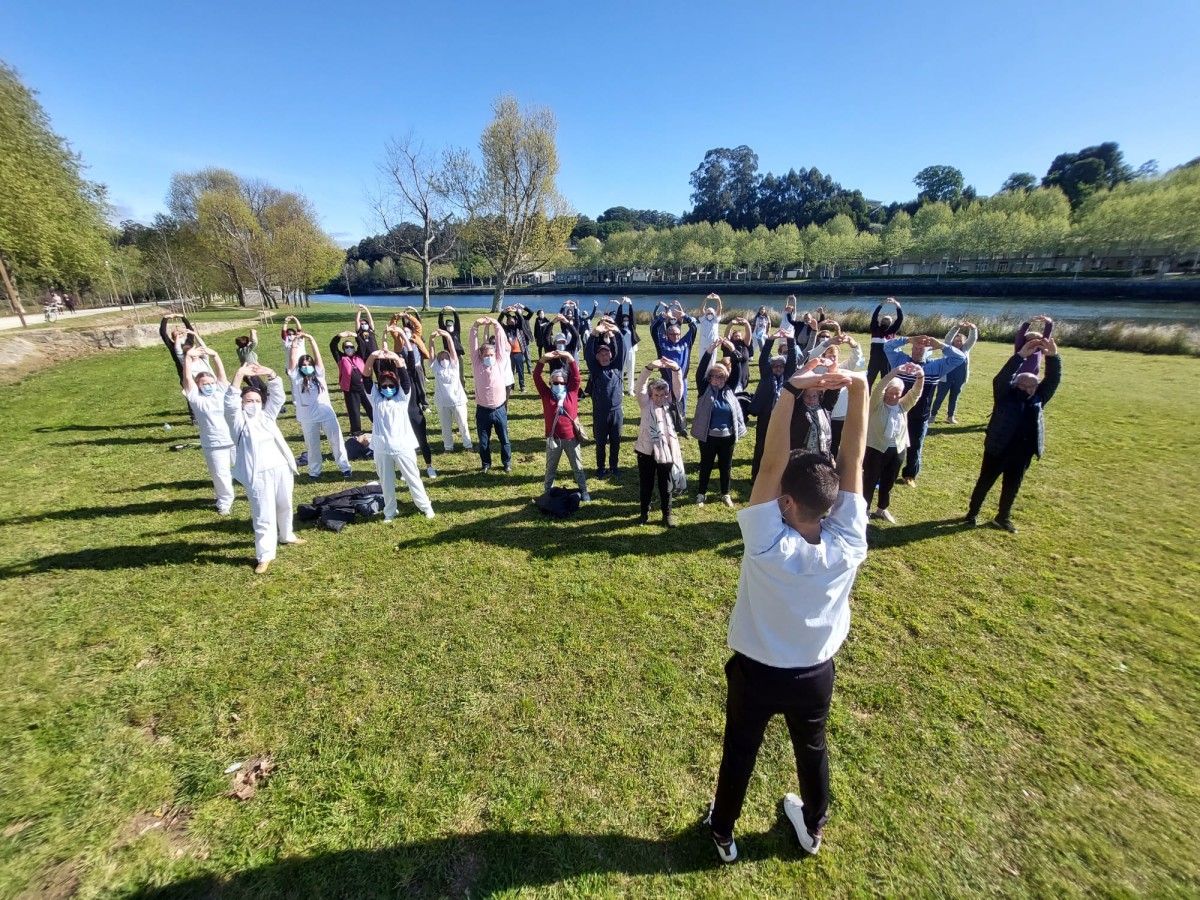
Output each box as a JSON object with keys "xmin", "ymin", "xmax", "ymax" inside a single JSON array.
[
  {"xmin": 0, "ymin": 253, "xmax": 28, "ymax": 327},
  {"xmin": 490, "ymin": 279, "xmax": 506, "ymax": 313},
  {"xmin": 421, "ymin": 259, "xmax": 432, "ymax": 311}
]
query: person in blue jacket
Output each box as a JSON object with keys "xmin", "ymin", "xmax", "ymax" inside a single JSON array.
[
  {"xmin": 882, "ymin": 334, "xmax": 966, "ymax": 485},
  {"xmin": 652, "ymin": 305, "xmax": 699, "ymax": 418}
]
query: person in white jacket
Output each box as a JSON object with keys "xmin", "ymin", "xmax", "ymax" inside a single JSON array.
[
  {"xmin": 224, "ymin": 365, "xmax": 304, "ymax": 574},
  {"xmin": 183, "ymin": 347, "xmax": 235, "ymax": 515},
  {"xmin": 363, "ymin": 347, "xmax": 435, "ymax": 521},
  {"xmin": 430, "ymin": 329, "xmax": 473, "ymax": 451},
  {"xmin": 287, "ymin": 332, "xmax": 352, "ymax": 479}
]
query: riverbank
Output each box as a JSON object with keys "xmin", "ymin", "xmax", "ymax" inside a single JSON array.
[{"xmin": 328, "ymin": 275, "xmax": 1200, "ymax": 303}]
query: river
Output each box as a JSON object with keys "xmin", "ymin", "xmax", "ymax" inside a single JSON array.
[{"xmin": 310, "ymin": 293, "xmax": 1200, "ymax": 325}]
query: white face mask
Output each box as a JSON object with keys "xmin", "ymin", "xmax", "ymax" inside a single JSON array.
[
  {"xmin": 243, "ymin": 402, "xmax": 261, "ymax": 418},
  {"xmin": 482, "ymin": 356, "xmax": 494, "ymax": 369},
  {"xmin": 439, "ymin": 359, "xmax": 451, "ymax": 370},
  {"xmin": 706, "ymin": 312, "xmax": 716, "ymax": 321}
]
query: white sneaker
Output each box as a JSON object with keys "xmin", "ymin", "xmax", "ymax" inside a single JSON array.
[
  {"xmin": 722, "ymin": 494, "xmax": 734, "ymax": 508},
  {"xmin": 423, "ymin": 509, "xmax": 435, "ymax": 519},
  {"xmin": 783, "ymin": 793, "xmax": 822, "ymax": 855},
  {"xmin": 697, "ymin": 493, "xmax": 707, "ymax": 505},
  {"xmin": 581, "ymin": 492, "xmax": 591, "ymax": 502},
  {"xmin": 870, "ymin": 508, "xmax": 897, "ymax": 524},
  {"xmin": 427, "ymin": 466, "xmax": 438, "ymax": 478},
  {"xmin": 704, "ymin": 802, "xmax": 738, "ymax": 864}
]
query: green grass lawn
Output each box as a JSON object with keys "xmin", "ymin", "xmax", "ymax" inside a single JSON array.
[{"xmin": 1, "ymin": 305, "xmax": 1197, "ymax": 898}]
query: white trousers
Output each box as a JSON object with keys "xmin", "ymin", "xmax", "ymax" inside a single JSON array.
[
  {"xmin": 299, "ymin": 407, "xmax": 350, "ymax": 476},
  {"xmin": 247, "ymin": 465, "xmax": 295, "ymax": 563},
  {"xmin": 203, "ymin": 445, "xmax": 235, "ymax": 514},
  {"xmin": 545, "ymin": 436, "xmax": 588, "ymax": 493},
  {"xmin": 376, "ymin": 448, "xmax": 433, "ymax": 519},
  {"xmin": 437, "ymin": 402, "xmax": 473, "ymax": 450},
  {"xmin": 624, "ymin": 346, "xmax": 638, "ymax": 395}
]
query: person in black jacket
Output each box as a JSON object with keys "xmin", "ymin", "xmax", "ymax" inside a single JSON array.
[
  {"xmin": 747, "ymin": 333, "xmax": 796, "ymax": 482},
  {"xmin": 584, "ymin": 322, "xmax": 627, "ymax": 479},
  {"xmin": 437, "ymin": 306, "xmax": 467, "ymax": 386},
  {"xmin": 966, "ymin": 336, "xmax": 1061, "ymax": 533},
  {"xmin": 867, "ymin": 298, "xmax": 904, "ymax": 388}
]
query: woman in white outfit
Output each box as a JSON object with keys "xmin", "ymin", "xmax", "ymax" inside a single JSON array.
[
  {"xmin": 183, "ymin": 347, "xmax": 235, "ymax": 515},
  {"xmin": 363, "ymin": 347, "xmax": 435, "ymax": 521},
  {"xmin": 224, "ymin": 364, "xmax": 305, "ymax": 574},
  {"xmin": 430, "ymin": 328, "xmax": 473, "ymax": 451},
  {"xmin": 287, "ymin": 332, "xmax": 352, "ymax": 479}
]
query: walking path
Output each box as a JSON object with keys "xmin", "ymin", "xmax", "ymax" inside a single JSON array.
[{"xmin": 0, "ymin": 304, "xmax": 139, "ymax": 332}]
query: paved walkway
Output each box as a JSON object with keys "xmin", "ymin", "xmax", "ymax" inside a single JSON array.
[{"xmin": 0, "ymin": 303, "xmax": 166, "ymax": 332}]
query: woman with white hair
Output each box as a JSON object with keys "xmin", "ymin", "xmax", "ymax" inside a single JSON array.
[
  {"xmin": 862, "ymin": 362, "xmax": 924, "ymax": 523},
  {"xmin": 224, "ymin": 363, "xmax": 304, "ymax": 574},
  {"xmin": 691, "ymin": 355, "xmax": 747, "ymax": 507},
  {"xmin": 635, "ymin": 358, "xmax": 685, "ymax": 527}
]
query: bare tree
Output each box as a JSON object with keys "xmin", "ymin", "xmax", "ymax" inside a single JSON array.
[{"xmin": 374, "ymin": 133, "xmax": 457, "ymax": 311}]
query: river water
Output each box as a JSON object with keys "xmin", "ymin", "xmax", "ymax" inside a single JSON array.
[{"xmin": 311, "ymin": 293, "xmax": 1200, "ymax": 325}]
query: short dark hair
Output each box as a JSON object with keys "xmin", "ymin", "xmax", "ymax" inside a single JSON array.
[
  {"xmin": 780, "ymin": 451, "xmax": 839, "ymax": 518},
  {"xmin": 235, "ymin": 335, "xmax": 250, "ymax": 348}
]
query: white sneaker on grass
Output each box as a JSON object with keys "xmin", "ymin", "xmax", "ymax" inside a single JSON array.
[
  {"xmin": 427, "ymin": 466, "xmax": 438, "ymax": 479},
  {"xmin": 423, "ymin": 509, "xmax": 435, "ymax": 519},
  {"xmin": 697, "ymin": 493, "xmax": 707, "ymax": 506},
  {"xmin": 704, "ymin": 801, "xmax": 738, "ymax": 864},
  {"xmin": 783, "ymin": 793, "xmax": 822, "ymax": 855}
]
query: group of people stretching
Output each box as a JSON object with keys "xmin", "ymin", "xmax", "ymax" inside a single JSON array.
[
  {"xmin": 160, "ymin": 296, "xmax": 1063, "ymax": 862},
  {"xmin": 161, "ymin": 297, "xmax": 1061, "ymax": 565}
]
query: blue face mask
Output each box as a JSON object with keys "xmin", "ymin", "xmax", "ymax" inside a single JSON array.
[
  {"xmin": 551, "ymin": 384, "xmax": 566, "ymax": 399},
  {"xmin": 380, "ymin": 386, "xmax": 398, "ymax": 399},
  {"xmin": 199, "ymin": 383, "xmax": 215, "ymax": 397},
  {"xmin": 299, "ymin": 365, "xmax": 315, "ymax": 376}
]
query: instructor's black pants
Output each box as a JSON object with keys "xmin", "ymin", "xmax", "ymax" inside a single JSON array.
[
  {"xmin": 866, "ymin": 343, "xmax": 890, "ymax": 389},
  {"xmin": 636, "ymin": 450, "xmax": 672, "ymax": 517},
  {"xmin": 594, "ymin": 408, "xmax": 623, "ymax": 472},
  {"xmin": 862, "ymin": 445, "xmax": 902, "ymax": 510},
  {"xmin": 698, "ymin": 434, "xmax": 736, "ymax": 496},
  {"xmin": 968, "ymin": 448, "xmax": 1033, "ymax": 521},
  {"xmin": 343, "ymin": 386, "xmax": 373, "ymax": 435},
  {"xmin": 711, "ymin": 653, "xmax": 834, "ymax": 838}
]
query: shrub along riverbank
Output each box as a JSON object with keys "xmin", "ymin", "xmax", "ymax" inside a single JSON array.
[{"xmin": 0, "ymin": 311, "xmax": 1197, "ymax": 897}]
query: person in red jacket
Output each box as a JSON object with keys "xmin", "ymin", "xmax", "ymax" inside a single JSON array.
[{"xmin": 533, "ymin": 351, "xmax": 590, "ymax": 501}]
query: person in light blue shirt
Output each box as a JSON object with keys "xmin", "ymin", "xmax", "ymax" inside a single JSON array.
[{"xmin": 882, "ymin": 335, "xmax": 966, "ymax": 484}]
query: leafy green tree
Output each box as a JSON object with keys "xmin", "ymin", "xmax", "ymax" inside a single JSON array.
[
  {"xmin": 441, "ymin": 96, "xmax": 575, "ymax": 312},
  {"xmin": 687, "ymin": 145, "xmax": 761, "ymax": 230},
  {"xmin": 1042, "ymin": 142, "xmax": 1133, "ymax": 208},
  {"xmin": 1000, "ymin": 172, "xmax": 1037, "ymax": 193},
  {"xmin": 0, "ymin": 62, "xmax": 111, "ymax": 324},
  {"xmin": 914, "ymin": 165, "xmax": 965, "ymax": 204}
]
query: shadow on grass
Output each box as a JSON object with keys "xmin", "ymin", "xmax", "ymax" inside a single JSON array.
[
  {"xmin": 3, "ymin": 498, "xmax": 213, "ymax": 526},
  {"xmin": 52, "ymin": 435, "xmax": 182, "ymax": 448},
  {"xmin": 866, "ymin": 516, "xmax": 974, "ymax": 549},
  {"xmin": 0, "ymin": 541, "xmax": 242, "ymax": 577},
  {"xmin": 127, "ymin": 480, "xmax": 215, "ymax": 492},
  {"xmin": 130, "ymin": 824, "xmax": 800, "ymax": 899},
  {"xmin": 35, "ymin": 423, "xmax": 158, "ymax": 433},
  {"xmin": 927, "ymin": 424, "xmax": 986, "ymax": 435}
]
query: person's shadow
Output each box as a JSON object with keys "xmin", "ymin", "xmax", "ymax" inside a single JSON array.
[{"xmin": 130, "ymin": 822, "xmax": 806, "ymax": 898}]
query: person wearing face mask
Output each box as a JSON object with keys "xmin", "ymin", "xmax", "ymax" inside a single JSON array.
[
  {"xmin": 747, "ymin": 331, "xmax": 797, "ymax": 483},
  {"xmin": 387, "ymin": 324, "xmax": 437, "ymax": 479},
  {"xmin": 533, "ymin": 351, "xmax": 590, "ymax": 501},
  {"xmin": 330, "ymin": 330, "xmax": 373, "ymax": 435},
  {"xmin": 225, "ymin": 363, "xmax": 304, "ymax": 574},
  {"xmin": 691, "ymin": 357, "xmax": 747, "ymax": 508},
  {"xmin": 394, "ymin": 310, "xmax": 432, "ymax": 384},
  {"xmin": 862, "ymin": 363, "xmax": 925, "ymax": 523},
  {"xmin": 930, "ymin": 321, "xmax": 978, "ymax": 424},
  {"xmin": 583, "ymin": 322, "xmax": 627, "ymax": 480},
  {"xmin": 544, "ymin": 316, "xmax": 579, "ymax": 368},
  {"xmin": 652, "ymin": 305, "xmax": 698, "ymax": 418},
  {"xmin": 966, "ymin": 336, "xmax": 1061, "ymax": 533},
  {"xmin": 362, "ymin": 348, "xmax": 435, "ymax": 521},
  {"xmin": 705, "ymin": 357, "xmax": 868, "ymax": 865},
  {"xmin": 287, "ymin": 334, "xmax": 352, "ymax": 479},
  {"xmin": 430, "ymin": 329, "xmax": 472, "ymax": 451},
  {"xmin": 354, "ymin": 305, "xmax": 379, "ymax": 367},
  {"xmin": 722, "ymin": 319, "xmax": 754, "ymax": 391},
  {"xmin": 882, "ymin": 333, "xmax": 966, "ymax": 486},
  {"xmin": 160, "ymin": 313, "xmax": 210, "ymax": 421},
  {"xmin": 696, "ymin": 293, "xmax": 725, "ymax": 350},
  {"xmin": 183, "ymin": 347, "xmax": 235, "ymax": 515},
  {"xmin": 470, "ymin": 316, "xmax": 512, "ymax": 473},
  {"xmin": 280, "ymin": 316, "xmax": 308, "ymax": 362},
  {"xmin": 635, "ymin": 359, "xmax": 684, "ymax": 527},
  {"xmin": 437, "ymin": 305, "xmax": 467, "ymax": 386},
  {"xmin": 616, "ymin": 298, "xmax": 641, "ymax": 396},
  {"xmin": 498, "ymin": 305, "xmax": 532, "ymax": 392},
  {"xmin": 867, "ymin": 298, "xmax": 904, "ymax": 388},
  {"xmin": 750, "ymin": 306, "xmax": 772, "ymax": 355}
]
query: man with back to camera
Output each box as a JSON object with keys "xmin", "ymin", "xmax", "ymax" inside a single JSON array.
[{"xmin": 705, "ymin": 355, "xmax": 869, "ymax": 863}]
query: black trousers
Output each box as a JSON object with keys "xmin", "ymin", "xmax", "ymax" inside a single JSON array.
[
  {"xmin": 636, "ymin": 450, "xmax": 672, "ymax": 517},
  {"xmin": 410, "ymin": 407, "xmax": 433, "ymax": 466},
  {"xmin": 594, "ymin": 408, "xmax": 624, "ymax": 471},
  {"xmin": 698, "ymin": 434, "xmax": 736, "ymax": 495},
  {"xmin": 711, "ymin": 653, "xmax": 834, "ymax": 837},
  {"xmin": 830, "ymin": 419, "xmax": 845, "ymax": 458},
  {"xmin": 342, "ymin": 386, "xmax": 373, "ymax": 435},
  {"xmin": 750, "ymin": 413, "xmax": 771, "ymax": 484},
  {"xmin": 866, "ymin": 343, "xmax": 890, "ymax": 389},
  {"xmin": 901, "ymin": 408, "xmax": 930, "ymax": 479},
  {"xmin": 862, "ymin": 446, "xmax": 902, "ymax": 509},
  {"xmin": 968, "ymin": 449, "xmax": 1033, "ymax": 521}
]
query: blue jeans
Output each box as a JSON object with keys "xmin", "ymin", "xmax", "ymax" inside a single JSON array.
[
  {"xmin": 511, "ymin": 352, "xmax": 527, "ymax": 391},
  {"xmin": 475, "ymin": 403, "xmax": 511, "ymax": 469},
  {"xmin": 930, "ymin": 367, "xmax": 967, "ymax": 420}
]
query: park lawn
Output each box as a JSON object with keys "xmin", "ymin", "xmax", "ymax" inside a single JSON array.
[{"xmin": 0, "ymin": 305, "xmax": 1197, "ymax": 898}]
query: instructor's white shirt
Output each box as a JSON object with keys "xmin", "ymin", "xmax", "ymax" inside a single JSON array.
[
  {"xmin": 185, "ymin": 385, "xmax": 233, "ymax": 449},
  {"xmin": 728, "ymin": 491, "xmax": 868, "ymax": 668},
  {"xmin": 370, "ymin": 384, "xmax": 418, "ymax": 454}
]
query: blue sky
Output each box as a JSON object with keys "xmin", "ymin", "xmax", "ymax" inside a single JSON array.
[{"xmin": 6, "ymin": 0, "xmax": 1198, "ymax": 244}]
